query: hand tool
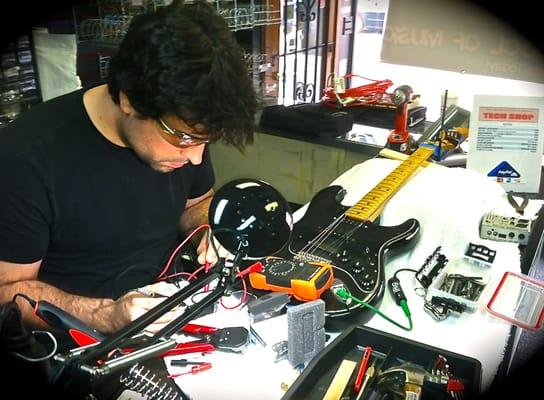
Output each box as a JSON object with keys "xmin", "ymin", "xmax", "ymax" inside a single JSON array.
[
  {"xmin": 354, "ymin": 346, "xmax": 373, "ymax": 392},
  {"xmin": 355, "ymin": 362, "xmax": 375, "ymax": 400},
  {"xmin": 162, "ymin": 323, "xmax": 249, "ymax": 357}
]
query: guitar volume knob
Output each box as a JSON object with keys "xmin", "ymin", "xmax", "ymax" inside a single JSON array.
[{"xmin": 352, "ymin": 261, "xmax": 363, "ymax": 274}]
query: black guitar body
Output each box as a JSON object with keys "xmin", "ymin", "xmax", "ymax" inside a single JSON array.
[{"xmin": 277, "ymin": 185, "xmax": 420, "ymax": 321}]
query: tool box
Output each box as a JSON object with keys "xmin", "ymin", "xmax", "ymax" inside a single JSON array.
[{"xmin": 282, "ymin": 325, "xmax": 481, "ymax": 400}]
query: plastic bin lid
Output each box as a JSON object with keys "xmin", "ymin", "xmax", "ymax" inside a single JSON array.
[{"xmin": 486, "ymin": 271, "xmax": 544, "ymax": 330}]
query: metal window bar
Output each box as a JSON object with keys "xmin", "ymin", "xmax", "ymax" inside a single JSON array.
[{"xmin": 278, "ymin": 0, "xmax": 331, "ymax": 106}]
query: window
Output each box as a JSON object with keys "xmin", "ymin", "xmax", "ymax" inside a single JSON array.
[{"xmin": 274, "ymin": 0, "xmax": 544, "ymax": 122}]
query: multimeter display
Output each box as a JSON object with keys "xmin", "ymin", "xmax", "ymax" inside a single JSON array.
[{"xmin": 249, "ymin": 257, "xmax": 334, "ymax": 301}]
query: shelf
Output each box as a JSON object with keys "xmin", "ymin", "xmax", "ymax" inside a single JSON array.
[
  {"xmin": 1, "ymin": 95, "xmax": 40, "ymax": 106},
  {"xmin": 76, "ymin": 2, "xmax": 281, "ymax": 44},
  {"xmin": 0, "ymin": 33, "xmax": 41, "ymax": 124},
  {"xmin": 72, "ymin": 1, "xmax": 280, "ymax": 102},
  {"xmin": 0, "ymin": 74, "xmax": 36, "ymax": 85}
]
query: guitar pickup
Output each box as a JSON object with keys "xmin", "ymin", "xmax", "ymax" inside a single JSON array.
[{"xmin": 416, "ymin": 246, "xmax": 448, "ymax": 288}]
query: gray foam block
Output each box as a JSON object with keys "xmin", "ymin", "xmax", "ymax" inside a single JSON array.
[{"xmin": 287, "ymin": 299, "xmax": 326, "ymax": 367}]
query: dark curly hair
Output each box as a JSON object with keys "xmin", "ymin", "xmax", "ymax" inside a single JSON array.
[{"xmin": 107, "ymin": 0, "xmax": 256, "ymax": 149}]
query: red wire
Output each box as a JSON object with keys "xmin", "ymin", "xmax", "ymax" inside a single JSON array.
[
  {"xmin": 219, "ymin": 278, "xmax": 248, "ymax": 310},
  {"xmin": 156, "ymin": 224, "xmax": 211, "ymax": 281},
  {"xmin": 161, "ymin": 271, "xmax": 193, "ymax": 281},
  {"xmin": 321, "ymin": 74, "xmax": 394, "ymax": 108},
  {"xmin": 154, "ymin": 223, "xmax": 253, "ymax": 310},
  {"xmin": 186, "ymin": 264, "xmax": 208, "ymax": 281}
]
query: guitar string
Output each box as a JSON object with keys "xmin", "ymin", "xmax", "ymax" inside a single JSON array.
[
  {"xmin": 294, "ymin": 151, "xmax": 427, "ymax": 260},
  {"xmin": 297, "ymin": 213, "xmax": 367, "ymax": 261},
  {"xmin": 290, "ymin": 153, "xmax": 429, "ymax": 301},
  {"xmin": 294, "ymin": 181, "xmax": 408, "ymax": 261},
  {"xmin": 318, "ymin": 219, "xmax": 367, "ymax": 256},
  {"xmin": 295, "ymin": 183, "xmax": 397, "ymax": 260},
  {"xmin": 295, "ymin": 213, "xmax": 347, "ymax": 258},
  {"xmin": 321, "ymin": 157, "xmax": 429, "ymax": 255},
  {"xmin": 296, "ymin": 215, "xmax": 345, "ymax": 256}
]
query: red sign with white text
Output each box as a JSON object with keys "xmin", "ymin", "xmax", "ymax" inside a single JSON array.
[{"xmin": 479, "ymin": 107, "xmax": 539, "ymax": 122}]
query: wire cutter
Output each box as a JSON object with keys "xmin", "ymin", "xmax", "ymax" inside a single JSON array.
[{"xmin": 162, "ymin": 323, "xmax": 249, "ymax": 357}]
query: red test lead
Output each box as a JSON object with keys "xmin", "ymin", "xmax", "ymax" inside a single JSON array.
[
  {"xmin": 167, "ymin": 362, "xmax": 212, "ymax": 378},
  {"xmin": 354, "ymin": 346, "xmax": 373, "ymax": 392}
]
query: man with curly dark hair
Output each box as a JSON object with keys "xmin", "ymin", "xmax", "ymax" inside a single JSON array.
[{"xmin": 0, "ymin": 0, "xmax": 256, "ymax": 335}]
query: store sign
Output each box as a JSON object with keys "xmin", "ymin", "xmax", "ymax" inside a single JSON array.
[
  {"xmin": 467, "ymin": 95, "xmax": 544, "ymax": 193},
  {"xmin": 381, "ymin": 0, "xmax": 544, "ymax": 84}
]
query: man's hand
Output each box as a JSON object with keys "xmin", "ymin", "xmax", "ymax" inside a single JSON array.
[
  {"xmin": 196, "ymin": 234, "xmax": 233, "ymax": 266},
  {"xmin": 114, "ymin": 290, "xmax": 185, "ymax": 334},
  {"xmin": 180, "ymin": 190, "xmax": 234, "ymax": 266}
]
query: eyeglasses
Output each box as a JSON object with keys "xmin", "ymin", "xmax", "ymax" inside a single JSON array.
[{"xmin": 156, "ymin": 117, "xmax": 211, "ymax": 148}]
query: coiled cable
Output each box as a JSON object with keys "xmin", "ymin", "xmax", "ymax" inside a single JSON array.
[{"xmin": 120, "ymin": 363, "xmax": 184, "ymax": 400}]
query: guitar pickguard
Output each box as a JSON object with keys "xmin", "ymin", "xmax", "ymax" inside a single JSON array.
[{"xmin": 276, "ymin": 185, "xmax": 420, "ymax": 318}]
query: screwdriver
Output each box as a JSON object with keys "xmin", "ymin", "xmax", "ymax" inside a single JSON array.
[{"xmin": 354, "ymin": 346, "xmax": 373, "ymax": 392}]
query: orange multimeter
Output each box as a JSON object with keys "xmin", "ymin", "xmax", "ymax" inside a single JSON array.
[{"xmin": 248, "ymin": 257, "xmax": 334, "ymax": 301}]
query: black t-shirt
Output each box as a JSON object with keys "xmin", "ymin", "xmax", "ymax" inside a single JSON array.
[{"xmin": 0, "ymin": 89, "xmax": 214, "ymax": 298}]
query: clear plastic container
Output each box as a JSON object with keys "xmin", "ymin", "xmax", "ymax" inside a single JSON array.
[
  {"xmin": 486, "ymin": 271, "xmax": 544, "ymax": 330},
  {"xmin": 427, "ymin": 258, "xmax": 492, "ymax": 311}
]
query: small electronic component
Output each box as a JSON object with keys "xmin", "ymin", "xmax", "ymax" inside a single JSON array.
[
  {"xmin": 247, "ymin": 292, "xmax": 290, "ymax": 323},
  {"xmin": 424, "ymin": 300, "xmax": 449, "ymax": 321},
  {"xmin": 424, "ymin": 296, "xmax": 467, "ymax": 321},
  {"xmin": 415, "ymin": 246, "xmax": 448, "ymax": 288},
  {"xmin": 464, "ymin": 243, "xmax": 496, "ymax": 267},
  {"xmin": 272, "ymin": 340, "xmax": 288, "ymax": 362},
  {"xmin": 479, "ymin": 212, "xmax": 532, "ymax": 245},
  {"xmin": 387, "ymin": 277, "xmax": 407, "ymax": 305}
]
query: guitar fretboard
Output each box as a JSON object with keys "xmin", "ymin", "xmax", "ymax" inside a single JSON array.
[{"xmin": 345, "ymin": 147, "xmax": 434, "ymax": 222}]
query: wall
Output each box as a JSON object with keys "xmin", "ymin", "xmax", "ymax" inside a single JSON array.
[{"xmin": 210, "ymin": 132, "xmax": 374, "ymax": 205}]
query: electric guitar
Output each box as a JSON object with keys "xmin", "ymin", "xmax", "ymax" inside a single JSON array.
[{"xmin": 275, "ymin": 147, "xmax": 434, "ymax": 318}]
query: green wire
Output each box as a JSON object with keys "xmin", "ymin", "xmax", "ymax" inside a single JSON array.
[{"xmin": 334, "ymin": 288, "xmax": 413, "ymax": 331}]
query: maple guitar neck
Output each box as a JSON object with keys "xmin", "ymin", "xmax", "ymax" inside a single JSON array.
[{"xmin": 345, "ymin": 147, "xmax": 434, "ymax": 223}]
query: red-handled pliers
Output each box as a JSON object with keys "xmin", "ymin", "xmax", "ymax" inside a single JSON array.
[{"xmin": 162, "ymin": 323, "xmax": 249, "ymax": 357}]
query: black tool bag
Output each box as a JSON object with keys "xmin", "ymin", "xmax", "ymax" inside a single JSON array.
[{"xmin": 259, "ymin": 103, "xmax": 354, "ymax": 137}]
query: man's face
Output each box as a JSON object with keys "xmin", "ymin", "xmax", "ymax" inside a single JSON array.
[{"xmin": 120, "ymin": 114, "xmax": 210, "ymax": 173}]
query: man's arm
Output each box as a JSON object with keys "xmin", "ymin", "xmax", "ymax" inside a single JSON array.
[
  {"xmin": 0, "ymin": 260, "xmax": 170, "ymax": 334},
  {"xmin": 179, "ymin": 188, "xmax": 227, "ymax": 265},
  {"xmin": 179, "ymin": 188, "xmax": 214, "ymax": 233}
]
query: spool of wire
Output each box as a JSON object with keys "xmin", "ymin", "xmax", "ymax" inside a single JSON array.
[{"xmin": 119, "ymin": 363, "xmax": 182, "ymax": 400}]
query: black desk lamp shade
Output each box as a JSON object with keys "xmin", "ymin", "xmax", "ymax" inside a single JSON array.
[{"xmin": 209, "ymin": 178, "xmax": 293, "ymax": 258}]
